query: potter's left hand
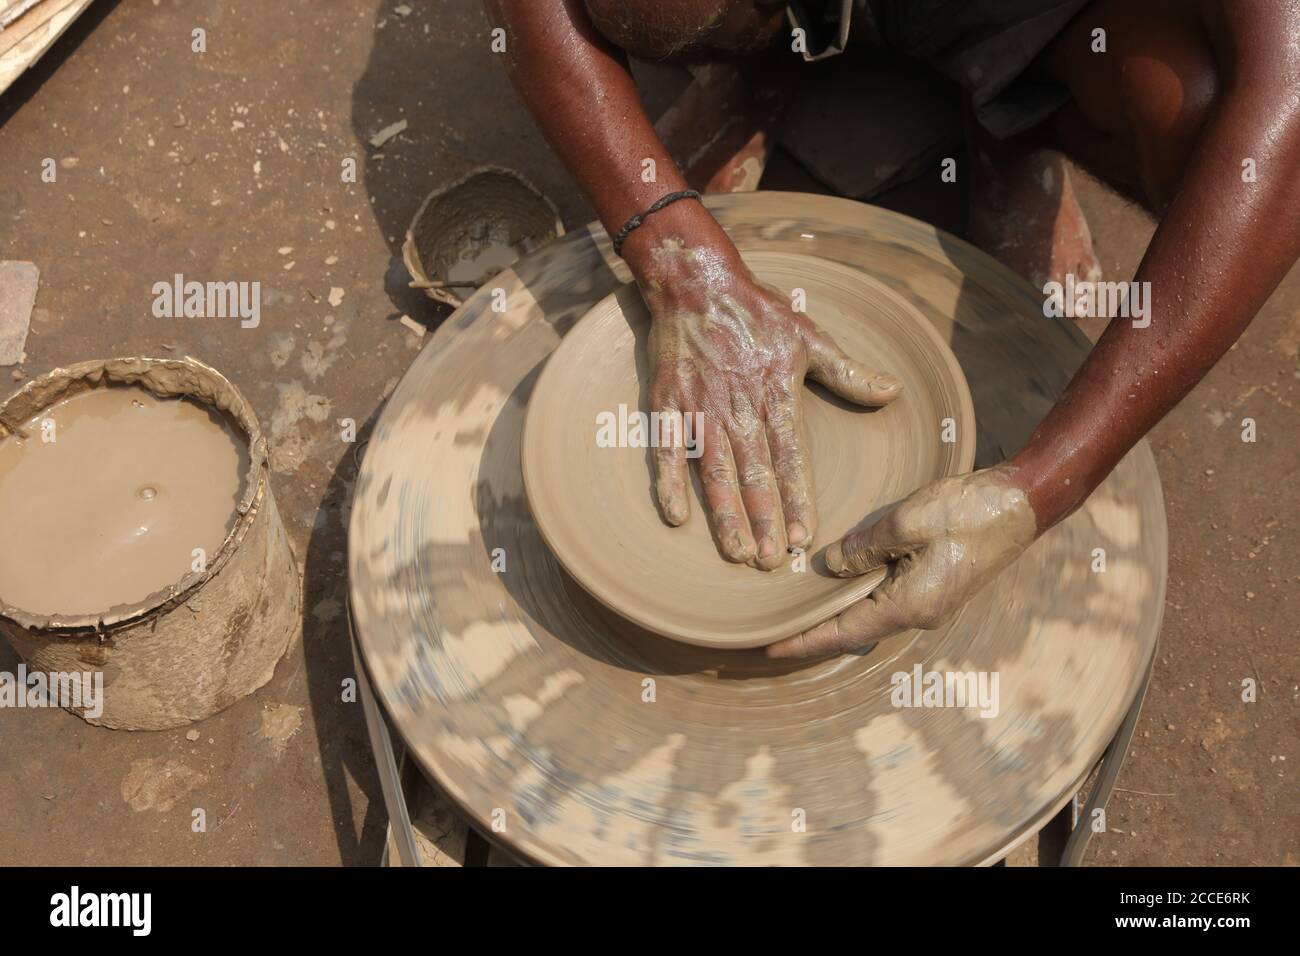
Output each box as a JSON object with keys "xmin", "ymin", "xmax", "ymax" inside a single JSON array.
[{"xmin": 766, "ymin": 466, "xmax": 1039, "ymax": 658}]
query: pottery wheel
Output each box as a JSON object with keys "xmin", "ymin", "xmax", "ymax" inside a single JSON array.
[{"xmin": 348, "ymin": 193, "xmax": 1166, "ymax": 866}]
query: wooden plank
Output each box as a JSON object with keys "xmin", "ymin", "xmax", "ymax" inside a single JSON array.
[
  {"xmin": 1, "ymin": 1, "xmax": 46, "ymax": 31},
  {"xmin": 0, "ymin": 0, "xmax": 78, "ymax": 54},
  {"xmin": 0, "ymin": 0, "xmax": 94, "ymax": 97}
]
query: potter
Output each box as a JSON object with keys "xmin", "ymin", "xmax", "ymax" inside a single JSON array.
[
  {"xmin": 0, "ymin": 385, "xmax": 247, "ymax": 617},
  {"xmin": 490, "ymin": 0, "xmax": 1300, "ymax": 659}
]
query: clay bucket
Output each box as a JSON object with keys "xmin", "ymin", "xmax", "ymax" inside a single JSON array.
[
  {"xmin": 401, "ymin": 165, "xmax": 564, "ymax": 307},
  {"xmin": 0, "ymin": 357, "xmax": 300, "ymax": 730}
]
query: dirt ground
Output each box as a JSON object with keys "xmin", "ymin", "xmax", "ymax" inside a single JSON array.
[{"xmin": 0, "ymin": 0, "xmax": 1293, "ymax": 867}]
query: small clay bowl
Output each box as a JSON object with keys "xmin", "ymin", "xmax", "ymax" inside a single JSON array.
[
  {"xmin": 522, "ymin": 251, "xmax": 977, "ymax": 649},
  {"xmin": 402, "ymin": 165, "xmax": 564, "ymax": 308}
]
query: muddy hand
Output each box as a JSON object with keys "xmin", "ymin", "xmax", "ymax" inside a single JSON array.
[
  {"xmin": 640, "ymin": 239, "xmax": 903, "ymax": 570},
  {"xmin": 767, "ymin": 467, "xmax": 1039, "ymax": 656}
]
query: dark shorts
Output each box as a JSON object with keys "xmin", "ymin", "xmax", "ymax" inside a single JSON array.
[{"xmin": 789, "ymin": 0, "xmax": 1090, "ymax": 138}]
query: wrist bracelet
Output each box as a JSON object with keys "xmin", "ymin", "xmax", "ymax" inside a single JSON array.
[{"xmin": 611, "ymin": 189, "xmax": 702, "ymax": 256}]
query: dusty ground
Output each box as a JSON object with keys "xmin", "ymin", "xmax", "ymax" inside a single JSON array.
[{"xmin": 0, "ymin": 0, "xmax": 1293, "ymax": 866}]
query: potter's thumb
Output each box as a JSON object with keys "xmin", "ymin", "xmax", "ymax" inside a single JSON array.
[
  {"xmin": 825, "ymin": 527, "xmax": 906, "ymax": 577},
  {"xmin": 804, "ymin": 329, "xmax": 903, "ymax": 407}
]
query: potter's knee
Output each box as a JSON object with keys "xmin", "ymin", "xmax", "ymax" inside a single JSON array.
[
  {"xmin": 583, "ymin": 0, "xmax": 728, "ymax": 60},
  {"xmin": 1121, "ymin": 38, "xmax": 1220, "ymax": 211}
]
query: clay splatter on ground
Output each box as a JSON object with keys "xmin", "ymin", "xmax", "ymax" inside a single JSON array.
[
  {"xmin": 269, "ymin": 381, "xmax": 333, "ymax": 474},
  {"xmin": 270, "ymin": 334, "xmax": 296, "ymax": 369},
  {"xmin": 121, "ymin": 757, "xmax": 209, "ymax": 813},
  {"xmin": 300, "ymin": 340, "xmax": 334, "ymax": 381},
  {"xmin": 258, "ymin": 703, "xmax": 305, "ymax": 756}
]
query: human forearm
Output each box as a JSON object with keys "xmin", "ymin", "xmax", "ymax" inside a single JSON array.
[
  {"xmin": 484, "ymin": 0, "xmax": 736, "ymax": 275},
  {"xmin": 1011, "ymin": 63, "xmax": 1300, "ymax": 530}
]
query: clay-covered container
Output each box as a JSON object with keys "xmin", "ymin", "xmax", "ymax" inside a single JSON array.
[
  {"xmin": 0, "ymin": 356, "xmax": 300, "ymax": 730},
  {"xmin": 402, "ymin": 165, "xmax": 564, "ymax": 307}
]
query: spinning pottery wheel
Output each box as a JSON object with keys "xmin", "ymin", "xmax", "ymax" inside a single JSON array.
[{"xmin": 348, "ymin": 193, "xmax": 1166, "ymax": 866}]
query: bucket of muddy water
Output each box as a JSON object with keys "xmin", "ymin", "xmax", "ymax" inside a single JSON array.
[
  {"xmin": 402, "ymin": 165, "xmax": 564, "ymax": 308},
  {"xmin": 0, "ymin": 356, "xmax": 300, "ymax": 730}
]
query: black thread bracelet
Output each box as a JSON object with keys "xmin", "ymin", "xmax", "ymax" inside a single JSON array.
[{"xmin": 610, "ymin": 189, "xmax": 702, "ymax": 256}]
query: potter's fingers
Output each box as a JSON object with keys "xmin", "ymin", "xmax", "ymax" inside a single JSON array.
[
  {"xmin": 652, "ymin": 405, "xmax": 690, "ymax": 527},
  {"xmin": 697, "ymin": 423, "xmax": 756, "ymax": 564},
  {"xmin": 728, "ymin": 424, "xmax": 788, "ymax": 570},
  {"xmin": 825, "ymin": 510, "xmax": 915, "ymax": 577},
  {"xmin": 766, "ymin": 588, "xmax": 909, "ymax": 659},
  {"xmin": 764, "ymin": 392, "xmax": 815, "ymax": 550},
  {"xmin": 802, "ymin": 326, "xmax": 904, "ymax": 407}
]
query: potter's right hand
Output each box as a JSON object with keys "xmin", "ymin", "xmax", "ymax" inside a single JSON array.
[
  {"xmin": 635, "ymin": 235, "xmax": 903, "ymax": 569},
  {"xmin": 766, "ymin": 467, "xmax": 1039, "ymax": 657}
]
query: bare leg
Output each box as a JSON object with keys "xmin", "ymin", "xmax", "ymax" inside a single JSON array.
[
  {"xmin": 966, "ymin": 138, "xmax": 1103, "ymax": 291},
  {"xmin": 1037, "ymin": 0, "xmax": 1218, "ymax": 213},
  {"xmin": 966, "ymin": 0, "xmax": 1219, "ymax": 291},
  {"xmin": 653, "ymin": 54, "xmax": 796, "ymax": 193}
]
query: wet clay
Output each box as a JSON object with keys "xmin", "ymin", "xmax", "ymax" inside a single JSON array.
[
  {"xmin": 348, "ymin": 193, "xmax": 1167, "ymax": 866},
  {"xmin": 445, "ymin": 237, "xmax": 525, "ymax": 285},
  {"xmin": 774, "ymin": 465, "xmax": 1040, "ymax": 657},
  {"xmin": 633, "ymin": 236, "xmax": 907, "ymax": 571},
  {"xmin": 0, "ymin": 385, "xmax": 247, "ymax": 616},
  {"xmin": 403, "ymin": 166, "xmax": 563, "ymax": 307},
  {"xmin": 522, "ymin": 251, "xmax": 976, "ymax": 647}
]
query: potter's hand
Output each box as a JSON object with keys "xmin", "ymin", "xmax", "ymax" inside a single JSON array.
[
  {"xmin": 766, "ymin": 467, "xmax": 1039, "ymax": 656},
  {"xmin": 640, "ymin": 240, "xmax": 902, "ymax": 569}
]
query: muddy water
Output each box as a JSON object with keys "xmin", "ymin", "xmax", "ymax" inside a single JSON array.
[
  {"xmin": 445, "ymin": 239, "xmax": 522, "ymax": 284},
  {"xmin": 0, "ymin": 385, "xmax": 248, "ymax": 616}
]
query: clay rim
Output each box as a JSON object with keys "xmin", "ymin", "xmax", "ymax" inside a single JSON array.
[
  {"xmin": 519, "ymin": 261, "xmax": 979, "ymax": 647},
  {"xmin": 0, "ymin": 355, "xmax": 269, "ymax": 635},
  {"xmin": 400, "ymin": 164, "xmax": 566, "ymax": 308}
]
